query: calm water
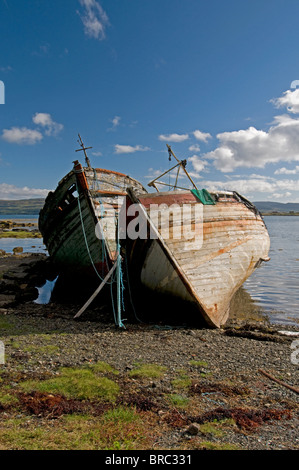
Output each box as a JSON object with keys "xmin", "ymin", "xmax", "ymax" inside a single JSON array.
[
  {"xmin": 0, "ymin": 215, "xmax": 46, "ymax": 254},
  {"xmin": 0, "ymin": 237, "xmax": 46, "ymax": 254},
  {"xmin": 0, "ymin": 214, "xmax": 39, "ymax": 221},
  {"xmin": 0, "ymin": 215, "xmax": 298, "ymax": 326},
  {"xmin": 241, "ymin": 216, "xmax": 299, "ymax": 326}
]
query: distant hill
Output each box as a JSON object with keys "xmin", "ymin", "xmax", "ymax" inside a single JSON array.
[
  {"xmin": 254, "ymin": 201, "xmax": 299, "ymax": 213},
  {"xmin": 0, "ymin": 198, "xmax": 298, "ymax": 216},
  {"xmin": 0, "ymin": 198, "xmax": 45, "ymax": 215}
]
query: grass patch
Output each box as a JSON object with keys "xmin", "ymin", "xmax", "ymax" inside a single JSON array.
[
  {"xmin": 198, "ymin": 441, "xmax": 241, "ymax": 450},
  {"xmin": 0, "ymin": 390, "xmax": 19, "ymax": 407},
  {"xmin": 189, "ymin": 360, "xmax": 208, "ymax": 368},
  {"xmin": 129, "ymin": 363, "xmax": 166, "ymax": 379},
  {"xmin": 23, "ymin": 344, "xmax": 60, "ymax": 355},
  {"xmin": 0, "ymin": 231, "xmax": 42, "ymax": 239},
  {"xmin": 0, "ymin": 317, "xmax": 13, "ymax": 331},
  {"xmin": 0, "ymin": 412, "xmax": 152, "ymax": 450},
  {"xmin": 199, "ymin": 419, "xmax": 235, "ymax": 438},
  {"xmin": 171, "ymin": 370, "xmax": 192, "ymax": 390},
  {"xmin": 90, "ymin": 361, "xmax": 119, "ymax": 375},
  {"xmin": 20, "ymin": 364, "xmax": 120, "ymax": 402},
  {"xmin": 167, "ymin": 394, "xmax": 189, "ymax": 409},
  {"xmin": 101, "ymin": 406, "xmax": 140, "ymax": 424}
]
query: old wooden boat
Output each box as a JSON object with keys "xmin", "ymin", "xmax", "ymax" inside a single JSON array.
[
  {"xmin": 39, "ymin": 135, "xmax": 146, "ymax": 279},
  {"xmin": 122, "ymin": 146, "xmax": 270, "ymax": 328}
]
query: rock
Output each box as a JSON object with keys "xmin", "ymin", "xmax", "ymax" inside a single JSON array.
[
  {"xmin": 0, "ymin": 294, "xmax": 16, "ymax": 308},
  {"xmin": 185, "ymin": 423, "xmax": 201, "ymax": 436},
  {"xmin": 13, "ymin": 247, "xmax": 23, "ymax": 254},
  {"xmin": 0, "ymin": 249, "xmax": 6, "ymax": 256},
  {"xmin": 3, "ymin": 270, "xmax": 29, "ymax": 281}
]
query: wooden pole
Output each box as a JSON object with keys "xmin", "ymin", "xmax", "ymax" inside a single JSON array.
[
  {"xmin": 259, "ymin": 369, "xmax": 299, "ymax": 395},
  {"xmin": 74, "ymin": 262, "xmax": 117, "ymax": 319},
  {"xmin": 167, "ymin": 144, "xmax": 198, "ymax": 190}
]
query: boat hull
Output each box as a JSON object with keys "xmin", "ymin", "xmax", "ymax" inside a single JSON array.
[
  {"xmin": 39, "ymin": 163, "xmax": 146, "ymax": 278},
  {"xmin": 124, "ymin": 190, "xmax": 270, "ymax": 328}
]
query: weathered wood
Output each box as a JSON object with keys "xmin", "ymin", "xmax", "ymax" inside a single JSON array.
[
  {"xmin": 125, "ymin": 189, "xmax": 270, "ymax": 328},
  {"xmin": 39, "ymin": 161, "xmax": 146, "ymax": 273},
  {"xmin": 259, "ymin": 369, "xmax": 299, "ymax": 395},
  {"xmin": 74, "ymin": 262, "xmax": 118, "ymax": 319}
]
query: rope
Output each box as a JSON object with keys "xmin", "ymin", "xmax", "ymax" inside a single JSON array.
[
  {"xmin": 76, "ymin": 184, "xmax": 107, "ymax": 283},
  {"xmin": 76, "ymin": 183, "xmax": 125, "ymax": 328},
  {"xmin": 124, "ymin": 245, "xmax": 143, "ymax": 324}
]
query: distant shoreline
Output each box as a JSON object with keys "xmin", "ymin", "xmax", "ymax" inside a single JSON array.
[{"xmin": 261, "ymin": 212, "xmax": 299, "ymax": 216}]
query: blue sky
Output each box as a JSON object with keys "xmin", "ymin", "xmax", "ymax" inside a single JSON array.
[{"xmin": 1, "ymin": 0, "xmax": 299, "ymax": 202}]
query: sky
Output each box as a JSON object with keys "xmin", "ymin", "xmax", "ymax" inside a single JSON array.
[{"xmin": 1, "ymin": 0, "xmax": 299, "ymax": 202}]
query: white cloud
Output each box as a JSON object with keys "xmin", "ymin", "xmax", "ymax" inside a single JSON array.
[
  {"xmin": 188, "ymin": 155, "xmax": 209, "ymax": 173},
  {"xmin": 1, "ymin": 113, "xmax": 63, "ymax": 145},
  {"xmin": 78, "ymin": 0, "xmax": 109, "ymax": 40},
  {"xmin": 114, "ymin": 144, "xmax": 150, "ymax": 154},
  {"xmin": 200, "ymin": 177, "xmax": 299, "ymax": 197},
  {"xmin": 200, "ymin": 88, "xmax": 299, "ymax": 172},
  {"xmin": 204, "ymin": 116, "xmax": 299, "ymax": 172},
  {"xmin": 274, "ymin": 166, "xmax": 299, "ymax": 175},
  {"xmin": 32, "ymin": 113, "xmax": 64, "ymax": 136},
  {"xmin": 189, "ymin": 144, "xmax": 201, "ymax": 152},
  {"xmin": 271, "ymin": 192, "xmax": 292, "ymax": 199},
  {"xmin": 2, "ymin": 127, "xmax": 43, "ymax": 145},
  {"xmin": 159, "ymin": 133, "xmax": 189, "ymax": 143},
  {"xmin": 108, "ymin": 115, "xmax": 121, "ymax": 131},
  {"xmin": 193, "ymin": 130, "xmax": 212, "ymax": 142},
  {"xmin": 271, "ymin": 88, "xmax": 299, "ymax": 114},
  {"xmin": 0, "ymin": 183, "xmax": 50, "ymax": 200}
]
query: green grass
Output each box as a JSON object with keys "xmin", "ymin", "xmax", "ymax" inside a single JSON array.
[
  {"xmin": 101, "ymin": 406, "xmax": 140, "ymax": 424},
  {"xmin": 0, "ymin": 389, "xmax": 19, "ymax": 406},
  {"xmin": 23, "ymin": 344, "xmax": 60, "ymax": 355},
  {"xmin": 171, "ymin": 370, "xmax": 192, "ymax": 389},
  {"xmin": 90, "ymin": 361, "xmax": 119, "ymax": 375},
  {"xmin": 20, "ymin": 364, "xmax": 120, "ymax": 402},
  {"xmin": 0, "ymin": 231, "xmax": 42, "ymax": 239},
  {"xmin": 189, "ymin": 360, "xmax": 208, "ymax": 368},
  {"xmin": 199, "ymin": 441, "xmax": 241, "ymax": 450},
  {"xmin": 0, "ymin": 412, "xmax": 150, "ymax": 450},
  {"xmin": 0, "ymin": 317, "xmax": 13, "ymax": 330},
  {"xmin": 167, "ymin": 393, "xmax": 189, "ymax": 409},
  {"xmin": 129, "ymin": 363, "xmax": 166, "ymax": 379}
]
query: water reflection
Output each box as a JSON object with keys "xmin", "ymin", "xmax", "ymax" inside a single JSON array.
[
  {"xmin": 229, "ymin": 286, "xmax": 268, "ymax": 324},
  {"xmin": 242, "ymin": 216, "xmax": 299, "ymax": 326}
]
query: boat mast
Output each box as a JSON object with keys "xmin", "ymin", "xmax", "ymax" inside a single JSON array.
[
  {"xmin": 76, "ymin": 133, "xmax": 93, "ymax": 169},
  {"xmin": 148, "ymin": 144, "xmax": 198, "ymax": 192}
]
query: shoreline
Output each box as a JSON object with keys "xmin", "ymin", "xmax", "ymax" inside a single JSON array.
[{"xmin": 0, "ymin": 253, "xmax": 298, "ymax": 450}]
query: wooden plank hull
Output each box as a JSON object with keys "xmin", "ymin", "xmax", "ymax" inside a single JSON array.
[
  {"xmin": 124, "ymin": 190, "xmax": 270, "ymax": 328},
  {"xmin": 39, "ymin": 162, "xmax": 146, "ymax": 278}
]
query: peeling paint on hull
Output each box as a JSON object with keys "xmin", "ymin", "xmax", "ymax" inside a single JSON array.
[
  {"xmin": 39, "ymin": 162, "xmax": 146, "ymax": 277},
  {"xmin": 124, "ymin": 190, "xmax": 271, "ymax": 328}
]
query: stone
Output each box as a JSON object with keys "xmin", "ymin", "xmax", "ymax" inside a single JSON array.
[
  {"xmin": 13, "ymin": 247, "xmax": 23, "ymax": 254},
  {"xmin": 0, "ymin": 294, "xmax": 16, "ymax": 308},
  {"xmin": 185, "ymin": 423, "xmax": 201, "ymax": 435}
]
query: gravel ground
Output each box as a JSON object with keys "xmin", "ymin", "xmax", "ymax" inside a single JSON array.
[{"xmin": 0, "ymin": 254, "xmax": 298, "ymax": 450}]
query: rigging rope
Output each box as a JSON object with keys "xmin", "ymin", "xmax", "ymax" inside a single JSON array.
[{"xmin": 76, "ymin": 182, "xmax": 125, "ymax": 328}]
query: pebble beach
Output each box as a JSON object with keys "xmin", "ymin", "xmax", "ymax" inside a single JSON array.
[{"xmin": 0, "ymin": 252, "xmax": 298, "ymax": 450}]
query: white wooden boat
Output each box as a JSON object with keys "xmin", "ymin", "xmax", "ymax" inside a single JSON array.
[{"xmin": 123, "ymin": 146, "xmax": 270, "ymax": 328}]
